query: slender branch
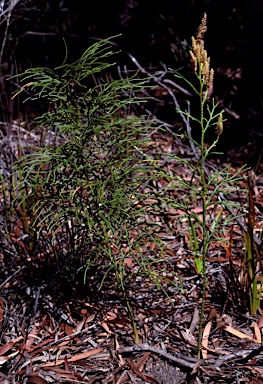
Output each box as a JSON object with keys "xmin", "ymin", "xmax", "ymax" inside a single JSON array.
[
  {"xmin": 0, "ymin": 0, "xmax": 22, "ymax": 62},
  {"xmin": 0, "ymin": 8, "xmax": 11, "ymax": 64},
  {"xmin": 118, "ymin": 343, "xmax": 202, "ymax": 369},
  {"xmin": 0, "ymin": 0, "xmax": 21, "ymax": 25},
  {"xmin": 186, "ymin": 100, "xmax": 201, "ymax": 161},
  {"xmin": 127, "ymin": 53, "xmax": 194, "ymax": 139},
  {"xmin": 163, "ymin": 78, "xmax": 193, "ymax": 97}
]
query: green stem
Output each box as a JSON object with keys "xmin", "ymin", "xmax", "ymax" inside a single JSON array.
[
  {"xmin": 124, "ymin": 289, "xmax": 139, "ymax": 343},
  {"xmin": 197, "ymin": 75, "xmax": 208, "ymax": 359},
  {"xmin": 119, "ymin": 274, "xmax": 139, "ymax": 343}
]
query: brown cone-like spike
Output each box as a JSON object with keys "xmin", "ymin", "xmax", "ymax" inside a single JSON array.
[
  {"xmin": 196, "ymin": 13, "xmax": 207, "ymax": 42},
  {"xmin": 216, "ymin": 113, "xmax": 223, "ymax": 136},
  {"xmin": 190, "ymin": 50, "xmax": 198, "ymax": 72},
  {"xmin": 189, "ymin": 13, "xmax": 214, "ymax": 90}
]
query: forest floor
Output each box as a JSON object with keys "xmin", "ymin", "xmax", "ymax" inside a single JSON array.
[
  {"xmin": 0, "ymin": 2, "xmax": 263, "ymax": 382},
  {"xmin": 0, "ymin": 122, "xmax": 263, "ymax": 384}
]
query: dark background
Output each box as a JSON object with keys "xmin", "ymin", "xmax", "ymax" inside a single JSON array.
[{"xmin": 1, "ymin": 0, "xmax": 263, "ymax": 160}]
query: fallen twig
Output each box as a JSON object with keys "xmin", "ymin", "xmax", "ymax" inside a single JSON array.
[{"xmin": 118, "ymin": 343, "xmax": 200, "ymax": 369}]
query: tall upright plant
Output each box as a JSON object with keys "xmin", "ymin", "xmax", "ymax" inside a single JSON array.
[
  {"xmin": 153, "ymin": 14, "xmax": 247, "ymax": 357},
  {"xmin": 177, "ymin": 14, "xmax": 249, "ymax": 357}
]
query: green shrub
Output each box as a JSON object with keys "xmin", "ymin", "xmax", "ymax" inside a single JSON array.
[{"xmin": 11, "ymin": 37, "xmax": 180, "ymax": 341}]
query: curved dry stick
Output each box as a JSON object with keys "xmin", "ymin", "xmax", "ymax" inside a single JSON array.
[{"xmin": 118, "ymin": 343, "xmax": 203, "ymax": 369}]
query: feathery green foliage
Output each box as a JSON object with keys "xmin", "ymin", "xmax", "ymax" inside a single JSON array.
[{"xmin": 10, "ymin": 37, "xmax": 180, "ymax": 342}]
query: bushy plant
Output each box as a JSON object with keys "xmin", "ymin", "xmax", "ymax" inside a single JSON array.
[{"xmin": 10, "ymin": 37, "xmax": 180, "ymax": 341}]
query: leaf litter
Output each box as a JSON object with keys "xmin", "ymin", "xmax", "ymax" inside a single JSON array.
[{"xmin": 0, "ymin": 100, "xmax": 263, "ymax": 383}]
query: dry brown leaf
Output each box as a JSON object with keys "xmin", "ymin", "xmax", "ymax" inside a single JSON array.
[
  {"xmin": 86, "ymin": 313, "xmax": 96, "ymax": 323},
  {"xmin": 189, "ymin": 306, "xmax": 199, "ymax": 334},
  {"xmin": 70, "ymin": 318, "xmax": 85, "ymax": 342},
  {"xmin": 42, "ymin": 366, "xmax": 82, "ymax": 380},
  {"xmin": 201, "ymin": 320, "xmax": 212, "ymax": 359},
  {"xmin": 127, "ymin": 358, "xmax": 160, "ymax": 383},
  {"xmin": 0, "ymin": 350, "xmax": 19, "ymax": 365},
  {"xmin": 224, "ymin": 325, "xmax": 260, "ymax": 343},
  {"xmin": 25, "ymin": 323, "xmax": 42, "ymax": 352},
  {"xmin": 123, "ymin": 257, "xmax": 135, "ymax": 268},
  {"xmin": 181, "ymin": 330, "xmax": 197, "ymax": 346},
  {"xmin": 64, "ymin": 355, "xmax": 70, "ymax": 371},
  {"xmin": 101, "ymin": 321, "xmax": 113, "ymax": 334},
  {"xmin": 257, "ymin": 313, "xmax": 263, "ymax": 328},
  {"xmin": 115, "ymin": 336, "xmax": 125, "ymax": 366},
  {"xmin": 117, "ymin": 352, "xmax": 152, "ymax": 384},
  {"xmin": 0, "ymin": 336, "xmax": 23, "ymax": 355},
  {"xmin": 27, "ymin": 374, "xmax": 48, "ymax": 384},
  {"xmin": 42, "ymin": 347, "xmax": 104, "ymax": 367},
  {"xmin": 61, "ymin": 322, "xmax": 75, "ymax": 337},
  {"xmin": 254, "ymin": 322, "xmax": 261, "ymax": 344}
]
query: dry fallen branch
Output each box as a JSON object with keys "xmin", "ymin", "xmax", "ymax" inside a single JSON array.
[{"xmin": 118, "ymin": 343, "xmax": 201, "ymax": 369}]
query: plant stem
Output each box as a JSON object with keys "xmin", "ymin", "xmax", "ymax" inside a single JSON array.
[{"xmin": 197, "ymin": 75, "xmax": 208, "ymax": 359}]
